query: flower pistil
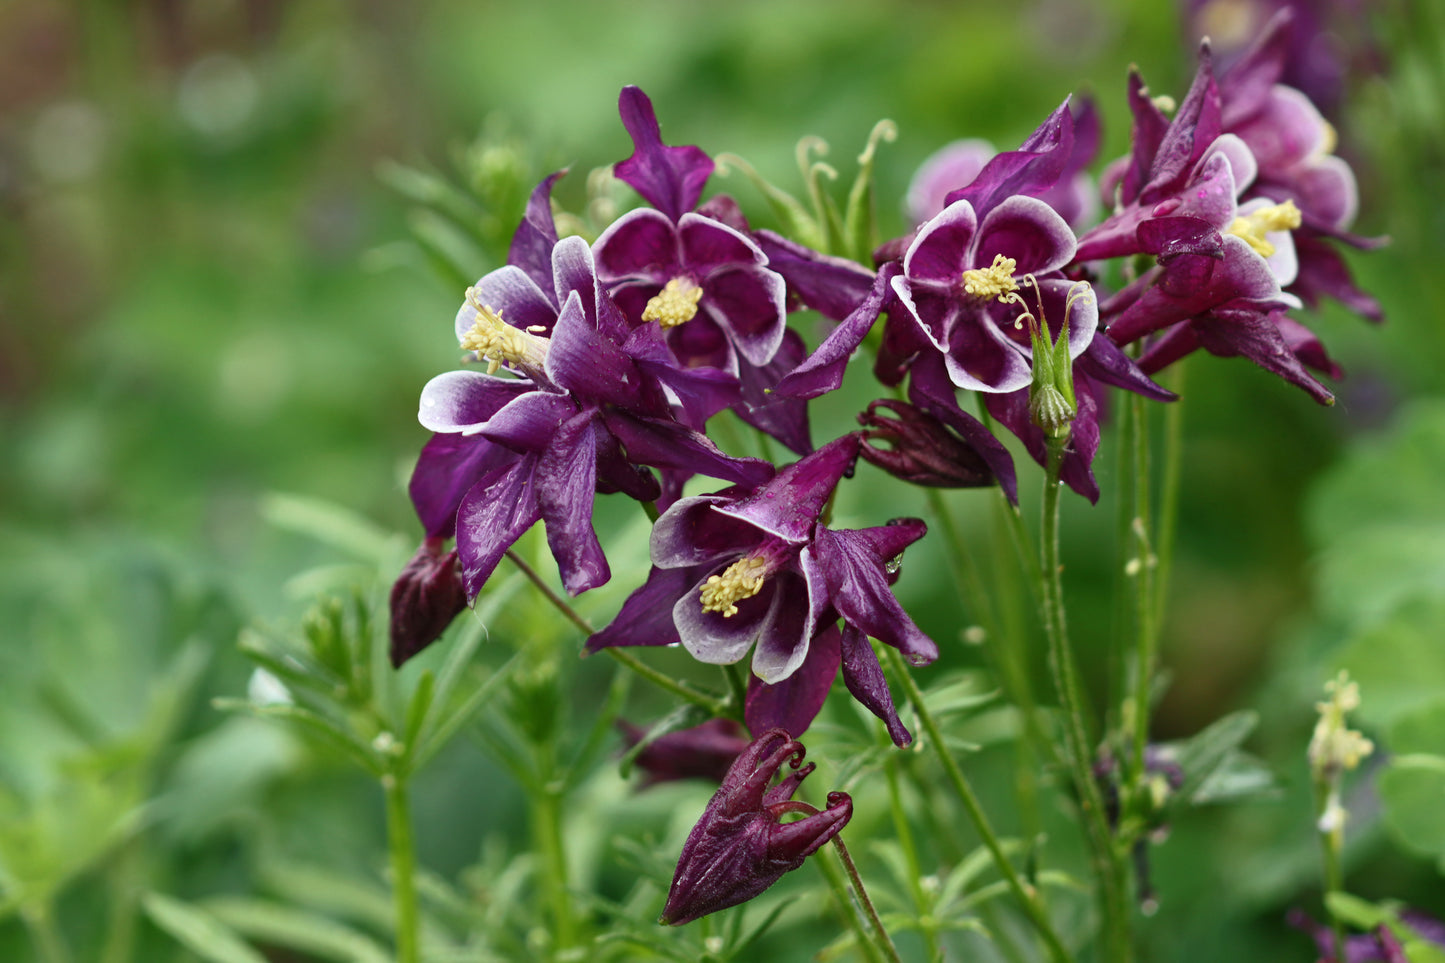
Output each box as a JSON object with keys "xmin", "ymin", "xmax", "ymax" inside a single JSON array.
[
  {"xmin": 700, "ymin": 539, "xmax": 791, "ymax": 618},
  {"xmin": 642, "ymin": 277, "xmax": 704, "ymax": 328}
]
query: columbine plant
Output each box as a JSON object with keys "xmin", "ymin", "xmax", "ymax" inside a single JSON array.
[{"xmin": 358, "ymin": 9, "xmax": 1395, "ymax": 962}]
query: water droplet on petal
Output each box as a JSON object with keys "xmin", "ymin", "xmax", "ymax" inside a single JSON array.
[
  {"xmin": 884, "ymin": 553, "xmax": 904, "ymax": 575},
  {"xmin": 906, "ymin": 652, "xmax": 930, "ymax": 667}
]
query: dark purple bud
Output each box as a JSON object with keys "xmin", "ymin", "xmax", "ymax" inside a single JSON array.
[
  {"xmin": 389, "ymin": 537, "xmax": 468, "ymax": 668},
  {"xmin": 857, "ymin": 400, "xmax": 995, "ymax": 488},
  {"xmin": 660, "ymin": 729, "xmax": 853, "ymax": 925},
  {"xmin": 617, "ymin": 718, "xmax": 750, "ymax": 787}
]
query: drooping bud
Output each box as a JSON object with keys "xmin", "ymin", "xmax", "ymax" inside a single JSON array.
[
  {"xmin": 388, "ymin": 537, "xmax": 468, "ymax": 667},
  {"xmin": 856, "ymin": 401, "xmax": 995, "ymax": 488},
  {"xmin": 660, "ymin": 729, "xmax": 853, "ymax": 925}
]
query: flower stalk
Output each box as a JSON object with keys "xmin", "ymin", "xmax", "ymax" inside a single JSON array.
[{"xmin": 383, "ymin": 773, "xmax": 420, "ymax": 963}]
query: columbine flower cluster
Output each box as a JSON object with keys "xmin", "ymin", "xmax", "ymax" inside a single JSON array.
[{"xmin": 388, "ymin": 7, "xmax": 1380, "ymax": 925}]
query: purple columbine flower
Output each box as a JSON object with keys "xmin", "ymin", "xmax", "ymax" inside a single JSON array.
[
  {"xmin": 403, "ymin": 194, "xmax": 772, "ymax": 641},
  {"xmin": 660, "ymin": 729, "xmax": 852, "ymax": 925},
  {"xmin": 856, "ymin": 398, "xmax": 997, "ymax": 488},
  {"xmin": 586, "ymin": 434, "xmax": 934, "ymax": 744},
  {"xmin": 593, "ymin": 87, "xmax": 805, "ymax": 451}
]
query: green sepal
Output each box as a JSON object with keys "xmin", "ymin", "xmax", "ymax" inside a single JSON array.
[
  {"xmin": 714, "ymin": 152, "xmax": 825, "ymax": 251},
  {"xmin": 842, "ymin": 120, "xmax": 898, "ymax": 263}
]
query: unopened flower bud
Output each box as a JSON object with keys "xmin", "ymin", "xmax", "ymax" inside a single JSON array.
[
  {"xmin": 857, "ymin": 401, "xmax": 995, "ymax": 488},
  {"xmin": 388, "ymin": 537, "xmax": 467, "ymax": 668},
  {"xmin": 660, "ymin": 730, "xmax": 852, "ymax": 925}
]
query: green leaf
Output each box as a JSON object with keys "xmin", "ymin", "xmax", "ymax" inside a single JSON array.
[
  {"xmin": 202, "ymin": 897, "xmax": 392, "ymax": 963},
  {"xmin": 143, "ymin": 892, "xmax": 270, "ymax": 963},
  {"xmin": 1324, "ymin": 890, "xmax": 1395, "ymax": 930},
  {"xmin": 260, "ymin": 493, "xmax": 401, "ymax": 565},
  {"xmin": 1336, "ymin": 597, "xmax": 1445, "ymax": 732},
  {"xmin": 1170, "ymin": 709, "xmax": 1259, "ymax": 802},
  {"xmin": 1379, "ymin": 700, "xmax": 1445, "ymax": 863},
  {"xmin": 399, "ymin": 670, "xmax": 435, "ymax": 772}
]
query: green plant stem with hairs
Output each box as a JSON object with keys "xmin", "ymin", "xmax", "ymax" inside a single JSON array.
[
  {"xmin": 885, "ymin": 646, "xmax": 1075, "ymax": 963},
  {"xmin": 1040, "ymin": 436, "xmax": 1132, "ymax": 962},
  {"xmin": 383, "ymin": 773, "xmax": 420, "ymax": 963}
]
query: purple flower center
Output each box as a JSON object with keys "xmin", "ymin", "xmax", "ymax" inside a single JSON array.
[
  {"xmin": 642, "ymin": 276, "xmax": 704, "ymax": 328},
  {"xmin": 699, "ymin": 536, "xmax": 793, "ymax": 618},
  {"xmin": 961, "ymin": 254, "xmax": 1020, "ymax": 302},
  {"xmin": 458, "ymin": 287, "xmax": 550, "ymax": 380}
]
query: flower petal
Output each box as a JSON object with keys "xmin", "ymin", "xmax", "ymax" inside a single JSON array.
[
  {"xmin": 746, "ymin": 621, "xmax": 841, "ymax": 737},
  {"xmin": 460, "ymin": 264, "xmax": 558, "ymax": 340},
  {"xmin": 650, "ymin": 495, "xmax": 763, "ymax": 569},
  {"xmin": 418, "ymin": 370, "xmax": 535, "ymax": 433},
  {"xmin": 749, "ymin": 568, "xmax": 819, "ymax": 684},
  {"xmin": 701, "ymin": 263, "xmax": 788, "ymax": 368},
  {"xmin": 974, "ymin": 194, "xmax": 1077, "ymax": 276},
  {"xmin": 585, "ymin": 563, "xmax": 699, "ymax": 653},
  {"xmin": 601, "ymin": 410, "xmax": 774, "ymax": 487},
  {"xmin": 408, "ymin": 431, "xmax": 520, "ymax": 538},
  {"xmin": 812, "ymin": 525, "xmax": 937, "ymax": 665},
  {"xmin": 774, "ymin": 263, "xmax": 898, "ymax": 400},
  {"xmin": 508, "ymin": 171, "xmax": 564, "ymax": 293},
  {"xmin": 537, "ymin": 411, "xmax": 609, "ymax": 595},
  {"xmin": 614, "ymin": 86, "xmax": 714, "ymax": 222},
  {"xmin": 480, "ymin": 389, "xmax": 577, "ymax": 453},
  {"xmin": 903, "ymin": 199, "xmax": 978, "ymax": 285},
  {"xmin": 455, "ymin": 455, "xmax": 543, "ymax": 599},
  {"xmin": 679, "ymin": 212, "xmax": 766, "ymax": 268},
  {"xmin": 719, "ymin": 435, "xmax": 860, "ymax": 543},
  {"xmin": 593, "ymin": 207, "xmax": 680, "ymax": 282},
  {"xmin": 546, "ymin": 289, "xmax": 647, "ymax": 409},
  {"xmin": 674, "ymin": 570, "xmax": 777, "ymax": 665},
  {"xmin": 839, "ymin": 623, "xmax": 911, "ymax": 746}
]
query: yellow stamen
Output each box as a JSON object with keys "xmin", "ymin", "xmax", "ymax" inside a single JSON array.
[
  {"xmin": 642, "ymin": 277, "xmax": 704, "ymax": 328},
  {"xmin": 699, "ymin": 556, "xmax": 769, "ymax": 618},
  {"xmin": 1227, "ymin": 199, "xmax": 1302, "ymax": 258},
  {"xmin": 459, "ymin": 288, "xmax": 549, "ymax": 375},
  {"xmin": 1151, "ymin": 94, "xmax": 1177, "ymax": 114},
  {"xmin": 961, "ymin": 254, "xmax": 1019, "ymax": 301}
]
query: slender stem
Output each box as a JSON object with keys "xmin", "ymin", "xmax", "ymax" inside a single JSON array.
[
  {"xmin": 723, "ymin": 662, "xmax": 748, "ymax": 709},
  {"xmin": 885, "ymin": 756, "xmax": 942, "ymax": 961},
  {"xmin": 21, "ymin": 902, "xmax": 72, "ymax": 963},
  {"xmin": 815, "ymin": 840, "xmax": 888, "ymax": 963},
  {"xmin": 1154, "ymin": 363, "xmax": 1186, "ymax": 637},
  {"xmin": 833, "ymin": 835, "xmax": 905, "ymax": 963},
  {"xmin": 885, "ymin": 647, "xmax": 1074, "ymax": 963},
  {"xmin": 1128, "ymin": 393, "xmax": 1157, "ymax": 782},
  {"xmin": 383, "ymin": 774, "xmax": 420, "ymax": 963},
  {"xmin": 1040, "ymin": 439, "xmax": 1131, "ymax": 962},
  {"xmin": 503, "ymin": 550, "xmax": 734, "ymax": 719},
  {"xmin": 1315, "ymin": 778, "xmax": 1348, "ymax": 962},
  {"xmin": 535, "ymin": 785, "xmax": 578, "ymax": 951}
]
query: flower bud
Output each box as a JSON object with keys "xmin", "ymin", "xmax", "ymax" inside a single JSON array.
[
  {"xmin": 660, "ymin": 729, "xmax": 853, "ymax": 925},
  {"xmin": 856, "ymin": 401, "xmax": 995, "ymax": 488},
  {"xmin": 388, "ymin": 537, "xmax": 467, "ymax": 668}
]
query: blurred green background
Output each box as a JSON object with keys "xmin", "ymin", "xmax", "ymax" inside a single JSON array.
[{"xmin": 2, "ymin": 0, "xmax": 1443, "ymax": 960}]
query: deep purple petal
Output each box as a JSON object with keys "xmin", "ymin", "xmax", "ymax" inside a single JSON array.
[
  {"xmin": 973, "ymin": 194, "xmax": 1077, "ymax": 276},
  {"xmin": 746, "ymin": 622, "xmax": 841, "ymax": 738},
  {"xmin": 774, "ymin": 263, "xmax": 898, "ymax": 400},
  {"xmin": 945, "ymin": 99, "xmax": 1075, "ymax": 216},
  {"xmin": 735, "ymin": 329, "xmax": 813, "ymax": 455},
  {"xmin": 719, "ymin": 435, "xmax": 861, "ymax": 543},
  {"xmin": 455, "ymin": 455, "xmax": 543, "ymax": 599},
  {"xmin": 536, "ymin": 411, "xmax": 609, "ymax": 595},
  {"xmin": 1077, "ymin": 331, "xmax": 1176, "ymax": 401},
  {"xmin": 551, "ymin": 234, "xmax": 601, "ymax": 323},
  {"xmin": 679, "ymin": 212, "xmax": 766, "ymax": 269},
  {"xmin": 1193, "ymin": 308, "xmax": 1335, "ymax": 404},
  {"xmin": 811, "ymin": 525, "xmax": 938, "ymax": 665},
  {"xmin": 585, "ymin": 564, "xmax": 698, "ymax": 653},
  {"xmin": 650, "ymin": 495, "xmax": 763, "ymax": 569},
  {"xmin": 417, "ymin": 370, "xmax": 535, "ymax": 433},
  {"xmin": 750, "ymin": 568, "xmax": 820, "ymax": 683},
  {"xmin": 904, "ymin": 200, "xmax": 978, "ymax": 284},
  {"xmin": 1141, "ymin": 47, "xmax": 1223, "ymax": 205},
  {"xmin": 1290, "ymin": 233, "xmax": 1383, "ymax": 322},
  {"xmin": 942, "ymin": 303, "xmax": 1033, "ymax": 394},
  {"xmin": 479, "ymin": 389, "xmax": 577, "ymax": 453},
  {"xmin": 839, "ymin": 623, "xmax": 911, "ymax": 746},
  {"xmin": 614, "ymin": 86, "xmax": 714, "ymax": 222},
  {"xmin": 601, "ymin": 410, "xmax": 774, "ymax": 487},
  {"xmin": 408, "ymin": 432, "xmax": 521, "ymax": 538},
  {"xmin": 593, "ymin": 207, "xmax": 680, "ymax": 282},
  {"xmin": 546, "ymin": 289, "xmax": 646, "ymax": 409},
  {"xmin": 701, "ymin": 263, "xmax": 787, "ymax": 367},
  {"xmin": 754, "ymin": 229, "xmax": 878, "ymax": 322},
  {"xmin": 508, "ymin": 171, "xmax": 564, "ymax": 292}
]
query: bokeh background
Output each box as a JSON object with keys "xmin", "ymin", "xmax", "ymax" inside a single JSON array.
[{"xmin": 2, "ymin": 0, "xmax": 1443, "ymax": 960}]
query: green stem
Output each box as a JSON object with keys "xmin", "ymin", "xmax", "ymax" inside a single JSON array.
[
  {"xmin": 1315, "ymin": 778, "xmax": 1348, "ymax": 962},
  {"xmin": 722, "ymin": 662, "xmax": 748, "ymax": 709},
  {"xmin": 816, "ymin": 842, "xmax": 888, "ymax": 963},
  {"xmin": 383, "ymin": 774, "xmax": 420, "ymax": 963},
  {"xmin": 885, "ymin": 648, "xmax": 1074, "ymax": 963},
  {"xmin": 1128, "ymin": 394, "xmax": 1157, "ymax": 782},
  {"xmin": 1154, "ymin": 363, "xmax": 1186, "ymax": 639},
  {"xmin": 833, "ymin": 835, "xmax": 905, "ymax": 963},
  {"xmin": 1040, "ymin": 439, "xmax": 1131, "ymax": 962},
  {"xmin": 503, "ymin": 550, "xmax": 734, "ymax": 719},
  {"xmin": 21, "ymin": 902, "xmax": 72, "ymax": 963},
  {"xmin": 885, "ymin": 756, "xmax": 942, "ymax": 961},
  {"xmin": 535, "ymin": 786, "xmax": 577, "ymax": 951}
]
